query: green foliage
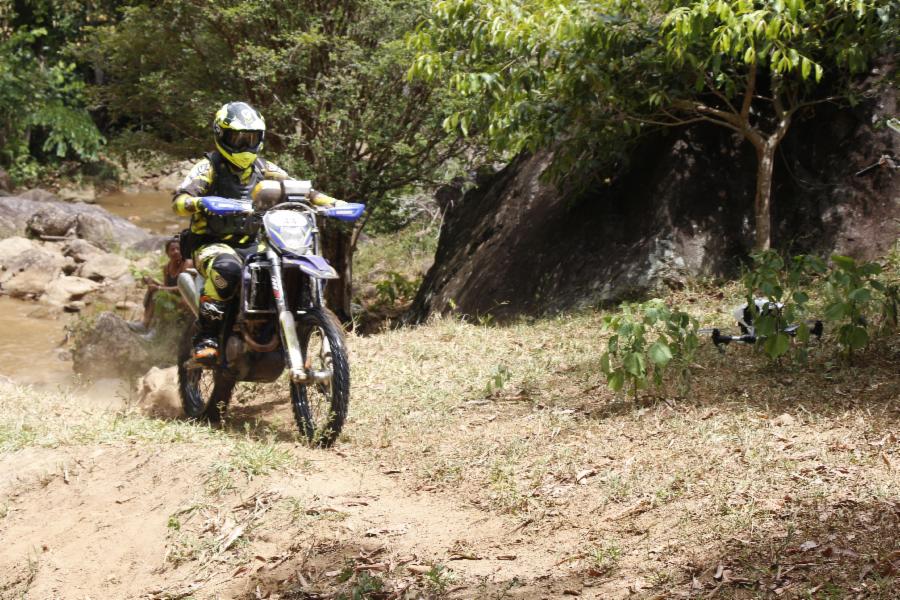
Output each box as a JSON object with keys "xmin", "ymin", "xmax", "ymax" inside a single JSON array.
[
  {"xmin": 0, "ymin": 15, "xmax": 105, "ymax": 178},
  {"xmin": 823, "ymin": 254, "xmax": 895, "ymax": 355},
  {"xmin": 741, "ymin": 250, "xmax": 826, "ymax": 360},
  {"xmin": 374, "ymin": 271, "xmax": 421, "ymax": 306},
  {"xmin": 740, "ymin": 250, "xmax": 898, "ymax": 360},
  {"xmin": 485, "ymin": 364, "xmax": 511, "ymax": 396},
  {"xmin": 411, "ymin": 0, "xmax": 896, "ymax": 183},
  {"xmin": 600, "ymin": 299, "xmax": 699, "ymax": 397},
  {"xmin": 86, "ymin": 0, "xmax": 469, "ymax": 206}
]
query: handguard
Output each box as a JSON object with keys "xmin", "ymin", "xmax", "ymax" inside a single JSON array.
[
  {"xmin": 322, "ymin": 202, "xmax": 365, "ymax": 221},
  {"xmin": 200, "ymin": 196, "xmax": 253, "ymax": 215}
]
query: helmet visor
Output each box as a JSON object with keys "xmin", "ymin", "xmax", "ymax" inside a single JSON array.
[{"xmin": 223, "ymin": 129, "xmax": 262, "ymax": 151}]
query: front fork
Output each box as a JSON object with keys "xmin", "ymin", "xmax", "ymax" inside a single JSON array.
[{"xmin": 267, "ymin": 250, "xmax": 331, "ymax": 385}]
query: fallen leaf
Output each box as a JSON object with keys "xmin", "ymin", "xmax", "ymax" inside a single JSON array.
[
  {"xmin": 881, "ymin": 452, "xmax": 893, "ymax": 470},
  {"xmin": 773, "ymin": 413, "xmax": 796, "ymax": 426},
  {"xmin": 407, "ymin": 564, "xmax": 432, "ymax": 574},
  {"xmin": 575, "ymin": 469, "xmax": 597, "ymax": 484},
  {"xmin": 799, "ymin": 540, "xmax": 819, "ymax": 552}
]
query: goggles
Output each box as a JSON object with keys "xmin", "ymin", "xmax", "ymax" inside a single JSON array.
[{"xmin": 223, "ymin": 129, "xmax": 262, "ymax": 151}]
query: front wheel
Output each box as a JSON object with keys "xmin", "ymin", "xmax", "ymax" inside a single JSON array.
[
  {"xmin": 291, "ymin": 308, "xmax": 349, "ymax": 447},
  {"xmin": 177, "ymin": 326, "xmax": 235, "ymax": 422}
]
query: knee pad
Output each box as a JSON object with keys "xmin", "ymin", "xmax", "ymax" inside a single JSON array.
[{"xmin": 209, "ymin": 255, "xmax": 242, "ymax": 300}]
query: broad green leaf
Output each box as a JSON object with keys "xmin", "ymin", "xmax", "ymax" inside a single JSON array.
[
  {"xmin": 648, "ymin": 341, "xmax": 673, "ymax": 367},
  {"xmin": 848, "ymin": 288, "xmax": 872, "ymax": 303},
  {"xmin": 600, "ymin": 352, "xmax": 611, "ymax": 374},
  {"xmin": 607, "ymin": 369, "xmax": 625, "ymax": 392},
  {"xmin": 824, "ymin": 302, "xmax": 847, "ymax": 321},
  {"xmin": 846, "ymin": 325, "xmax": 869, "ymax": 350},
  {"xmin": 764, "ymin": 332, "xmax": 790, "ymax": 359},
  {"xmin": 623, "ymin": 352, "xmax": 646, "ymax": 378},
  {"xmin": 831, "ymin": 255, "xmax": 856, "ymax": 271}
]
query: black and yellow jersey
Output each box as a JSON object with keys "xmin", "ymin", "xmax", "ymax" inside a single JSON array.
[{"xmin": 172, "ymin": 151, "xmax": 288, "ymax": 236}]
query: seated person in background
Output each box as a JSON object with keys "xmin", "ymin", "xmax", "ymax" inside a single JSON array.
[{"xmin": 129, "ymin": 236, "xmax": 193, "ymax": 333}]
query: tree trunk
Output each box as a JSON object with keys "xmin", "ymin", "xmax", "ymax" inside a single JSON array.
[
  {"xmin": 753, "ymin": 141, "xmax": 776, "ymax": 251},
  {"xmin": 319, "ymin": 223, "xmax": 353, "ymax": 322}
]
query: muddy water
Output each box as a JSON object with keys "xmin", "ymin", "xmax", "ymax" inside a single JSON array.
[
  {"xmin": 94, "ymin": 190, "xmax": 183, "ymax": 235},
  {"xmin": 0, "ymin": 297, "xmax": 73, "ymax": 387},
  {"xmin": 2, "ymin": 191, "xmax": 180, "ymax": 387}
]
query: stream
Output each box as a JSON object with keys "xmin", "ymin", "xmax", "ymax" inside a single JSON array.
[{"xmin": 3, "ymin": 191, "xmax": 179, "ymax": 388}]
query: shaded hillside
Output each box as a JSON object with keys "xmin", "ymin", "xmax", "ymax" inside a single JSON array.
[{"xmin": 410, "ymin": 95, "xmax": 899, "ymax": 322}]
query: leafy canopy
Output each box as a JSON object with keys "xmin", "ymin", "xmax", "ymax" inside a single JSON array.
[
  {"xmin": 0, "ymin": 1, "xmax": 107, "ymax": 178},
  {"xmin": 88, "ymin": 0, "xmax": 468, "ymax": 205},
  {"xmin": 411, "ymin": 0, "xmax": 897, "ymax": 167}
]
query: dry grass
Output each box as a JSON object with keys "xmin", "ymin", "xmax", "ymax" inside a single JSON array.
[
  {"xmin": 1, "ymin": 263, "xmax": 898, "ymax": 598},
  {"xmin": 337, "ymin": 278, "xmax": 900, "ymax": 598}
]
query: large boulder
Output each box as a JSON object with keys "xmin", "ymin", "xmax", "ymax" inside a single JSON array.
[
  {"xmin": 57, "ymin": 184, "xmax": 97, "ymax": 203},
  {"xmin": 0, "ymin": 196, "xmax": 43, "ymax": 238},
  {"xmin": 72, "ymin": 311, "xmax": 151, "ymax": 378},
  {"xmin": 0, "ymin": 245, "xmax": 71, "ymax": 299},
  {"xmin": 410, "ymin": 92, "xmax": 899, "ymax": 321},
  {"xmin": 61, "ymin": 238, "xmax": 105, "ymax": 263},
  {"xmin": 0, "ymin": 194, "xmax": 150, "ymax": 249},
  {"xmin": 26, "ymin": 203, "xmax": 78, "ymax": 238},
  {"xmin": 19, "ymin": 189, "xmax": 60, "ymax": 202},
  {"xmin": 78, "ymin": 253, "xmax": 131, "ymax": 281},
  {"xmin": 0, "ymin": 236, "xmax": 39, "ymax": 266},
  {"xmin": 42, "ymin": 275, "xmax": 101, "ymax": 306}
]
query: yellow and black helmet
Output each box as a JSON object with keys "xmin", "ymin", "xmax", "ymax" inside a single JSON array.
[{"xmin": 213, "ymin": 101, "xmax": 266, "ymax": 170}]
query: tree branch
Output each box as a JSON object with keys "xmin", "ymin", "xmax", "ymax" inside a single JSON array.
[{"xmin": 741, "ymin": 62, "xmax": 756, "ymax": 122}]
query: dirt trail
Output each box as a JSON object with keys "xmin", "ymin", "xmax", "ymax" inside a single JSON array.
[{"xmin": 0, "ymin": 436, "xmax": 581, "ymax": 599}]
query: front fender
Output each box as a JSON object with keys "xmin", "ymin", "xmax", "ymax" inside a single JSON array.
[{"xmin": 283, "ymin": 255, "xmax": 339, "ymax": 280}]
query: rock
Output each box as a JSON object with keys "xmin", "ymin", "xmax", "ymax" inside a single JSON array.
[
  {"xmin": 130, "ymin": 234, "xmax": 174, "ymax": 254},
  {"xmin": 78, "ymin": 253, "xmax": 131, "ymax": 281},
  {"xmin": 0, "ymin": 196, "xmax": 43, "ymax": 238},
  {"xmin": 57, "ymin": 184, "xmax": 97, "ymax": 203},
  {"xmin": 0, "ymin": 247, "xmax": 70, "ymax": 298},
  {"xmin": 0, "ymin": 195, "xmax": 150, "ymax": 249},
  {"xmin": 135, "ymin": 366, "xmax": 181, "ymax": 418},
  {"xmin": 61, "ymin": 238, "xmax": 104, "ymax": 263},
  {"xmin": 71, "ymin": 311, "xmax": 151, "ymax": 378},
  {"xmin": 42, "ymin": 276, "xmax": 101, "ymax": 305},
  {"xmin": 64, "ymin": 301, "xmax": 86, "ymax": 313},
  {"xmin": 26, "ymin": 203, "xmax": 78, "ymax": 238},
  {"xmin": 409, "ymin": 90, "xmax": 900, "ymax": 321},
  {"xmin": 0, "ymin": 236, "xmax": 39, "ymax": 266},
  {"xmin": 19, "ymin": 189, "xmax": 59, "ymax": 202}
]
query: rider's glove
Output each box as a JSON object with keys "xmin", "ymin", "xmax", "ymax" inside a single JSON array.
[{"xmin": 173, "ymin": 193, "xmax": 202, "ymax": 216}]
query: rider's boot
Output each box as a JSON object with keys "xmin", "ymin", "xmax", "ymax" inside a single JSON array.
[{"xmin": 193, "ymin": 295, "xmax": 228, "ymax": 366}]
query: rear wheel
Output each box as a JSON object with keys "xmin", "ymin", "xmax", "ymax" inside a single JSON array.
[
  {"xmin": 177, "ymin": 326, "xmax": 235, "ymax": 422},
  {"xmin": 291, "ymin": 308, "xmax": 349, "ymax": 447}
]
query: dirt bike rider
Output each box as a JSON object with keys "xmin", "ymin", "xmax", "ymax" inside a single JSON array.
[{"xmin": 173, "ymin": 101, "xmax": 344, "ymax": 366}]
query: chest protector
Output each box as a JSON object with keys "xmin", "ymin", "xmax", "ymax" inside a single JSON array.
[
  {"xmin": 198, "ymin": 151, "xmax": 266, "ymax": 242},
  {"xmin": 207, "ymin": 151, "xmax": 266, "ymax": 200}
]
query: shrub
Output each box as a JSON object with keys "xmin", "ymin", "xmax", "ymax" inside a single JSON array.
[
  {"xmin": 600, "ymin": 299, "xmax": 699, "ymax": 398},
  {"xmin": 740, "ymin": 251, "xmax": 826, "ymax": 361}
]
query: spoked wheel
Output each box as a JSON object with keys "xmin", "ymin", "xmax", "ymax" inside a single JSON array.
[
  {"xmin": 291, "ymin": 308, "xmax": 349, "ymax": 447},
  {"xmin": 177, "ymin": 326, "xmax": 235, "ymax": 422}
]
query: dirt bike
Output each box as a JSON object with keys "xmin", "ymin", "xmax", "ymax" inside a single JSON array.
[{"xmin": 175, "ymin": 180, "xmax": 364, "ymax": 447}]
